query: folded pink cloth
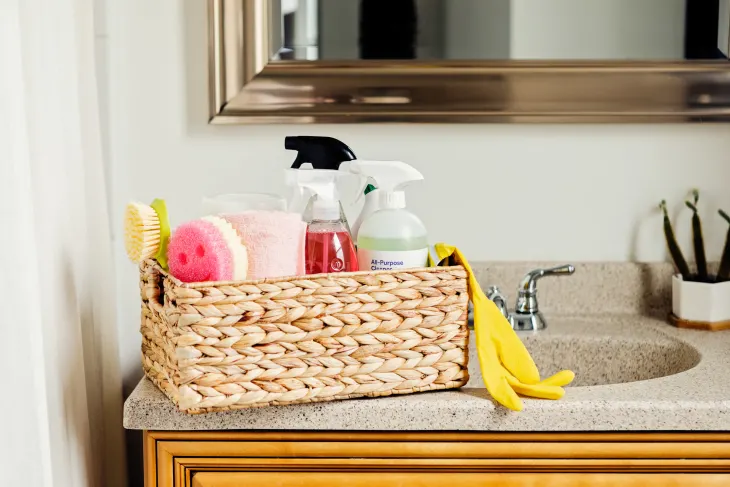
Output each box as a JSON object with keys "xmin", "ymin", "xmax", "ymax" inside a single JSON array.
[{"xmin": 222, "ymin": 211, "xmax": 306, "ymax": 279}]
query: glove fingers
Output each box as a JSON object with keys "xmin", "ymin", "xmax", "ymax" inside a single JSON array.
[
  {"xmin": 539, "ymin": 370, "xmax": 575, "ymax": 387},
  {"xmin": 505, "ymin": 374, "xmax": 565, "ymax": 399},
  {"xmin": 511, "ymin": 382, "xmax": 566, "ymax": 401},
  {"xmin": 502, "ymin": 366, "xmax": 568, "ymax": 401}
]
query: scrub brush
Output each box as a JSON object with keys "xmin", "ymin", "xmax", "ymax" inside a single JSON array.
[{"xmin": 124, "ymin": 198, "xmax": 171, "ymax": 269}]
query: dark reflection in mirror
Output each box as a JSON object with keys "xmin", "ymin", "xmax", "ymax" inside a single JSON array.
[
  {"xmin": 274, "ymin": 0, "xmax": 730, "ymax": 61},
  {"xmin": 359, "ymin": 0, "xmax": 417, "ymax": 59}
]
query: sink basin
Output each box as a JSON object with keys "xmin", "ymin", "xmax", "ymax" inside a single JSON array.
[
  {"xmin": 520, "ymin": 335, "xmax": 700, "ymax": 386},
  {"xmin": 465, "ymin": 321, "xmax": 701, "ymax": 387}
]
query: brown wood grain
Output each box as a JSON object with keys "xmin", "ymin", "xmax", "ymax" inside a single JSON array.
[
  {"xmin": 144, "ymin": 430, "xmax": 730, "ymax": 487},
  {"xmin": 192, "ymin": 471, "xmax": 730, "ymax": 487},
  {"xmin": 669, "ymin": 313, "xmax": 730, "ymax": 331}
]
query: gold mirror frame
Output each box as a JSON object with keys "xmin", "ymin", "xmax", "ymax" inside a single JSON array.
[{"xmin": 209, "ymin": 0, "xmax": 730, "ymax": 124}]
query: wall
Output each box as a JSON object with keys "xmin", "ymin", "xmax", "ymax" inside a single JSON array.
[
  {"xmin": 105, "ymin": 0, "xmax": 730, "ymax": 391},
  {"xmin": 511, "ymin": 0, "xmax": 686, "ymax": 59}
]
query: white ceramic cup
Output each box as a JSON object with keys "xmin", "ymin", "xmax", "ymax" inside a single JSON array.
[{"xmin": 672, "ymin": 274, "xmax": 730, "ymax": 323}]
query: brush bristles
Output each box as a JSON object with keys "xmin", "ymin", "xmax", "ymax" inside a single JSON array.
[{"xmin": 125, "ymin": 202, "xmax": 161, "ymax": 262}]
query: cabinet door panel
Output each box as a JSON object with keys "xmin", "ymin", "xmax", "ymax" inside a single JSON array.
[
  {"xmin": 192, "ymin": 471, "xmax": 730, "ymax": 487},
  {"xmin": 146, "ymin": 432, "xmax": 730, "ymax": 487}
]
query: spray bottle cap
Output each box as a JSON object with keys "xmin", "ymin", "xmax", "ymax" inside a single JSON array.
[
  {"xmin": 285, "ymin": 136, "xmax": 356, "ymax": 169},
  {"xmin": 343, "ymin": 160, "xmax": 423, "ymax": 209},
  {"xmin": 296, "ymin": 170, "xmax": 342, "ymax": 221},
  {"xmin": 311, "ymin": 197, "xmax": 340, "ymax": 220}
]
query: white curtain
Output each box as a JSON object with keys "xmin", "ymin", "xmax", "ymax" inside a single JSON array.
[{"xmin": 1, "ymin": 1, "xmax": 126, "ymax": 486}]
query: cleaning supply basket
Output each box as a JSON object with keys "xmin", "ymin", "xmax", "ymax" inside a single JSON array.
[{"xmin": 139, "ymin": 259, "xmax": 470, "ymax": 414}]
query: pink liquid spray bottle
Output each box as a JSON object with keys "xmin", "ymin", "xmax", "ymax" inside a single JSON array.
[{"xmin": 297, "ymin": 171, "xmax": 358, "ymax": 274}]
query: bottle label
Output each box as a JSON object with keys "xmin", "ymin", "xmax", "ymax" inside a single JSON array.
[{"xmin": 357, "ymin": 248, "xmax": 429, "ymax": 272}]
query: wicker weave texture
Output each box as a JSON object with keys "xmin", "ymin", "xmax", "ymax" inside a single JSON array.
[{"xmin": 140, "ymin": 260, "xmax": 470, "ymax": 413}]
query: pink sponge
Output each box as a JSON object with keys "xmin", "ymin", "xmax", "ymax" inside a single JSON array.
[{"xmin": 167, "ymin": 216, "xmax": 248, "ymax": 283}]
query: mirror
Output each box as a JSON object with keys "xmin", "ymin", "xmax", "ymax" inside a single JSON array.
[
  {"xmin": 276, "ymin": 0, "xmax": 728, "ymax": 61},
  {"xmin": 209, "ymin": 0, "xmax": 730, "ymax": 124}
]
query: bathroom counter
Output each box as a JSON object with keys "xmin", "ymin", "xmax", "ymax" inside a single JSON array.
[
  {"xmin": 129, "ymin": 263, "xmax": 730, "ymax": 486},
  {"xmin": 124, "ymin": 313, "xmax": 730, "ymax": 432}
]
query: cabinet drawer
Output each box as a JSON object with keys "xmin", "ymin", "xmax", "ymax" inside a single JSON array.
[
  {"xmin": 145, "ymin": 432, "xmax": 730, "ymax": 487},
  {"xmin": 192, "ymin": 472, "xmax": 730, "ymax": 487}
]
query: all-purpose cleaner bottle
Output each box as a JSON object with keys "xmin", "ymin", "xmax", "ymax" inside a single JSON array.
[
  {"xmin": 347, "ymin": 161, "xmax": 428, "ymax": 271},
  {"xmin": 297, "ymin": 171, "xmax": 358, "ymax": 274}
]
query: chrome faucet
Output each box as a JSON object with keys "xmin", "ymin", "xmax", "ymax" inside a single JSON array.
[{"xmin": 487, "ymin": 265, "xmax": 575, "ymax": 331}]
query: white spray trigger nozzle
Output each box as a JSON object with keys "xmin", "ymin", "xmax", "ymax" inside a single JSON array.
[{"xmin": 345, "ymin": 160, "xmax": 422, "ymax": 209}]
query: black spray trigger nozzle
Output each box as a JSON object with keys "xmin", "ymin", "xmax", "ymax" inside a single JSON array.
[{"xmin": 285, "ymin": 136, "xmax": 357, "ymax": 170}]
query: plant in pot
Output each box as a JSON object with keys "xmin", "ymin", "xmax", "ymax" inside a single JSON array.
[{"xmin": 662, "ymin": 190, "xmax": 730, "ymax": 330}]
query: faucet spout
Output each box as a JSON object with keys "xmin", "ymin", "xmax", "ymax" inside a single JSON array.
[{"xmin": 517, "ymin": 264, "xmax": 576, "ymax": 295}]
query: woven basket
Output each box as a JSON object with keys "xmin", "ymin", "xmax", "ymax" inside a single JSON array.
[{"xmin": 139, "ymin": 260, "xmax": 470, "ymax": 413}]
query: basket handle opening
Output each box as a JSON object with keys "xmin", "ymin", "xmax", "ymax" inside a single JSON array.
[{"xmin": 141, "ymin": 260, "xmax": 165, "ymax": 314}]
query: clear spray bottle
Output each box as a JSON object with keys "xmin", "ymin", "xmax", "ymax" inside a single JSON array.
[{"xmin": 297, "ymin": 171, "xmax": 358, "ymax": 274}]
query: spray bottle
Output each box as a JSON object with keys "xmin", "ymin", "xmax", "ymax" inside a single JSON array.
[
  {"xmin": 297, "ymin": 171, "xmax": 358, "ymax": 274},
  {"xmin": 348, "ymin": 180, "xmax": 379, "ymax": 242},
  {"xmin": 284, "ymin": 136, "xmax": 357, "ymax": 224},
  {"xmin": 345, "ymin": 161, "xmax": 428, "ymax": 271}
]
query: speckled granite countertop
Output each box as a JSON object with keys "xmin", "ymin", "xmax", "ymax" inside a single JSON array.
[
  {"xmin": 124, "ymin": 262, "xmax": 730, "ymax": 431},
  {"xmin": 124, "ymin": 314, "xmax": 730, "ymax": 431}
]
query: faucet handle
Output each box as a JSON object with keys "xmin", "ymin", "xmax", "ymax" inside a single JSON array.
[
  {"xmin": 518, "ymin": 264, "xmax": 575, "ymax": 293},
  {"xmin": 515, "ymin": 264, "xmax": 575, "ymax": 318},
  {"xmin": 486, "ymin": 285, "xmax": 504, "ymax": 299}
]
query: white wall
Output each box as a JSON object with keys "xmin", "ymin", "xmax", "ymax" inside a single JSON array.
[
  {"xmin": 511, "ymin": 0, "xmax": 686, "ymax": 59},
  {"xmin": 105, "ymin": 0, "xmax": 730, "ymax": 389}
]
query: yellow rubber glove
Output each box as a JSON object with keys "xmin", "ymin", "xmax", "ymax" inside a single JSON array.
[
  {"xmin": 539, "ymin": 370, "xmax": 575, "ymax": 387},
  {"xmin": 434, "ymin": 243, "xmax": 575, "ymax": 411},
  {"xmin": 435, "ymin": 243, "xmax": 540, "ymax": 384},
  {"xmin": 473, "ymin": 286, "xmax": 524, "ymax": 411},
  {"xmin": 501, "ymin": 365, "xmax": 570, "ymax": 400}
]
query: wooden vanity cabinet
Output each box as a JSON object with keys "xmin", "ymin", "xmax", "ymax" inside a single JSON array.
[{"xmin": 145, "ymin": 431, "xmax": 730, "ymax": 487}]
